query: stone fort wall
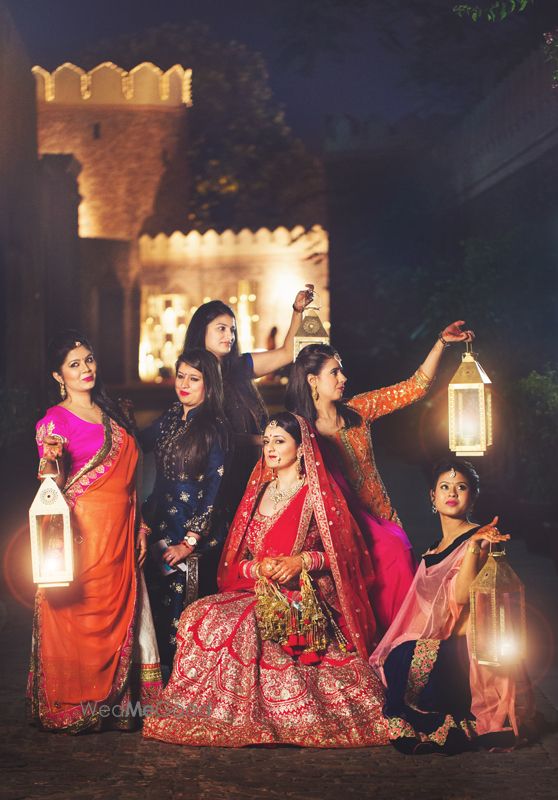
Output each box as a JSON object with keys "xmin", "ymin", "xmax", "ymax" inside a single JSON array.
[{"xmin": 33, "ymin": 62, "xmax": 192, "ymax": 240}]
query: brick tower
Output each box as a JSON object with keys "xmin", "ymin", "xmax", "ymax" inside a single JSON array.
[{"xmin": 33, "ymin": 61, "xmax": 192, "ymax": 240}]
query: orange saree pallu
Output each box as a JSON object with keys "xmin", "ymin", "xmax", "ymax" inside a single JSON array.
[
  {"xmin": 143, "ymin": 416, "xmax": 389, "ymax": 747},
  {"xmin": 28, "ymin": 414, "xmax": 162, "ymax": 732}
]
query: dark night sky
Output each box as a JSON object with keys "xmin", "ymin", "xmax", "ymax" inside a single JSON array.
[{"xmin": 4, "ymin": 0, "xmax": 420, "ymax": 149}]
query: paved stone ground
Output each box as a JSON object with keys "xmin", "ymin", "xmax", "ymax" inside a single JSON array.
[{"xmin": 1, "ymin": 446, "xmax": 558, "ymax": 799}]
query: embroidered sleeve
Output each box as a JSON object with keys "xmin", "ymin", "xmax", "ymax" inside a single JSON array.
[
  {"xmin": 185, "ymin": 441, "xmax": 225, "ymax": 536},
  {"xmin": 303, "ymin": 550, "xmax": 330, "ymax": 571},
  {"xmin": 302, "ymin": 517, "xmax": 330, "ymax": 569},
  {"xmin": 348, "ymin": 368, "xmax": 432, "ymax": 422},
  {"xmin": 35, "ymin": 412, "xmax": 68, "ymax": 457}
]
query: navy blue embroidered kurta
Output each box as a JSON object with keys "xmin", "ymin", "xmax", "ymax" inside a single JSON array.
[{"xmin": 140, "ymin": 403, "xmax": 227, "ymax": 668}]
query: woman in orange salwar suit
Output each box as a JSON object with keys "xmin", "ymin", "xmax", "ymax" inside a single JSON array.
[{"xmin": 28, "ymin": 330, "xmax": 161, "ymax": 733}]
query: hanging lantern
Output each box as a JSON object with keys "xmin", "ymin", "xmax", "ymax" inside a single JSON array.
[
  {"xmin": 293, "ymin": 290, "xmax": 330, "ymax": 360},
  {"xmin": 29, "ymin": 474, "xmax": 74, "ymax": 588},
  {"xmin": 469, "ymin": 548, "xmax": 526, "ymax": 667},
  {"xmin": 448, "ymin": 342, "xmax": 493, "ymax": 457}
]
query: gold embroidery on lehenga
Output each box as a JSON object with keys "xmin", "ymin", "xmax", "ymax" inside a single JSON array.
[{"xmin": 404, "ymin": 638, "xmax": 441, "ymax": 709}]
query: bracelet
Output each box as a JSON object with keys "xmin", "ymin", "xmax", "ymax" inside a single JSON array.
[
  {"xmin": 300, "ymin": 552, "xmax": 311, "ymax": 570},
  {"xmin": 138, "ymin": 522, "xmax": 151, "ymax": 537},
  {"xmin": 468, "ymin": 544, "xmax": 481, "ymax": 555},
  {"xmin": 292, "ymin": 303, "xmax": 303, "ymax": 312},
  {"xmin": 438, "ymin": 331, "xmax": 451, "ymax": 348}
]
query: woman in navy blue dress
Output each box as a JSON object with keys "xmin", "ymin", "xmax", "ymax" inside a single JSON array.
[{"xmin": 140, "ymin": 348, "xmax": 229, "ymax": 670}]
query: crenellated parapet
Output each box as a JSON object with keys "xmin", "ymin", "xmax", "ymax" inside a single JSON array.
[
  {"xmin": 33, "ymin": 61, "xmax": 192, "ymax": 106},
  {"xmin": 139, "ymin": 225, "xmax": 328, "ymax": 263}
]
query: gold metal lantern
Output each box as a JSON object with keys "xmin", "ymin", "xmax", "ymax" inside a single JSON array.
[
  {"xmin": 469, "ymin": 548, "xmax": 526, "ymax": 667},
  {"xmin": 293, "ymin": 291, "xmax": 329, "ymax": 360},
  {"xmin": 448, "ymin": 342, "xmax": 493, "ymax": 457},
  {"xmin": 29, "ymin": 475, "xmax": 74, "ymax": 588}
]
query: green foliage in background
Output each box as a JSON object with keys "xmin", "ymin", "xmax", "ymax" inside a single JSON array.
[
  {"xmin": 453, "ymin": 1, "xmax": 533, "ymax": 23},
  {"xmin": 514, "ymin": 369, "xmax": 558, "ymax": 503}
]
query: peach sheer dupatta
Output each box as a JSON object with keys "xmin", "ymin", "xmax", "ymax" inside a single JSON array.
[
  {"xmin": 28, "ymin": 418, "xmax": 161, "ymax": 732},
  {"xmin": 370, "ymin": 539, "xmax": 532, "ymax": 737},
  {"xmin": 219, "ymin": 414, "xmax": 379, "ymax": 659}
]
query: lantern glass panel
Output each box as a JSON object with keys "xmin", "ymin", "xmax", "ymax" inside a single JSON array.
[
  {"xmin": 472, "ymin": 590, "xmax": 525, "ymax": 666},
  {"xmin": 471, "ymin": 591, "xmax": 497, "ymax": 665},
  {"xmin": 454, "ymin": 387, "xmax": 482, "ymax": 448},
  {"xmin": 38, "ymin": 514, "xmax": 70, "ymax": 577}
]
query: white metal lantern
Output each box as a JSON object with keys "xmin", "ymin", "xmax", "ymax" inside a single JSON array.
[
  {"xmin": 448, "ymin": 342, "xmax": 493, "ymax": 457},
  {"xmin": 293, "ymin": 291, "xmax": 330, "ymax": 360},
  {"xmin": 29, "ymin": 475, "xmax": 74, "ymax": 587}
]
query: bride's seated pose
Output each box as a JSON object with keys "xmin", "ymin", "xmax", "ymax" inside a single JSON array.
[{"xmin": 143, "ymin": 411, "xmax": 390, "ymax": 748}]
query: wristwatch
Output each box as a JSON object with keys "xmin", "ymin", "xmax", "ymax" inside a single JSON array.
[{"xmin": 184, "ymin": 535, "xmax": 198, "ymax": 548}]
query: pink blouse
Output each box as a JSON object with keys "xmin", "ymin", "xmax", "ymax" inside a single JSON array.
[{"xmin": 36, "ymin": 405, "xmax": 105, "ymax": 475}]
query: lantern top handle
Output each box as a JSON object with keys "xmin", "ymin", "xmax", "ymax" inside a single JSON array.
[
  {"xmin": 305, "ymin": 287, "xmax": 321, "ymax": 311},
  {"xmin": 462, "ymin": 340, "xmax": 478, "ymax": 361}
]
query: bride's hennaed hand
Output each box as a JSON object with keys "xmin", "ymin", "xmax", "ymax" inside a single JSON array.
[
  {"xmin": 268, "ymin": 555, "xmax": 303, "ymax": 584},
  {"xmin": 259, "ymin": 556, "xmax": 279, "ymax": 577}
]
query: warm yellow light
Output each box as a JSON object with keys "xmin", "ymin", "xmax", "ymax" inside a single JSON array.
[
  {"xmin": 162, "ymin": 305, "xmax": 176, "ymax": 333},
  {"xmin": 239, "ymin": 294, "xmax": 247, "ymax": 302},
  {"xmin": 229, "ymin": 296, "xmax": 238, "ymax": 304},
  {"xmin": 203, "ymin": 296, "xmax": 211, "ymax": 303},
  {"xmin": 498, "ymin": 636, "xmax": 518, "ymax": 659},
  {"xmin": 252, "ymin": 314, "xmax": 260, "ymax": 322},
  {"xmin": 43, "ymin": 551, "xmax": 64, "ymax": 575},
  {"xmin": 139, "ymin": 292, "xmax": 190, "ymax": 382},
  {"xmin": 248, "ymin": 293, "xmax": 256, "ymax": 302},
  {"xmin": 455, "ymin": 407, "xmax": 480, "ymax": 447}
]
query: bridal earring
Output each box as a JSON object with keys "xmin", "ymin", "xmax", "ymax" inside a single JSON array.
[
  {"xmin": 296, "ymin": 450, "xmax": 304, "ymax": 479},
  {"xmin": 311, "ymin": 384, "xmax": 319, "ymax": 403},
  {"xmin": 59, "ymin": 382, "xmax": 67, "ymax": 400},
  {"xmin": 431, "ymin": 501, "xmax": 438, "ymax": 514}
]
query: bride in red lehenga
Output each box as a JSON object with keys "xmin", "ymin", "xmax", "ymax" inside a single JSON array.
[{"xmin": 143, "ymin": 412, "xmax": 389, "ymax": 747}]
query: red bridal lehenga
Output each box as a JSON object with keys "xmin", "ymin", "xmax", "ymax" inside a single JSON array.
[{"xmin": 143, "ymin": 416, "xmax": 389, "ymax": 747}]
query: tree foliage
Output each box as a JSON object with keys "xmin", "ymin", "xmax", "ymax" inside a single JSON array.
[
  {"xmin": 77, "ymin": 23, "xmax": 325, "ymax": 233},
  {"xmin": 273, "ymin": 0, "xmax": 558, "ymax": 111},
  {"xmin": 453, "ymin": 1, "xmax": 533, "ymax": 24}
]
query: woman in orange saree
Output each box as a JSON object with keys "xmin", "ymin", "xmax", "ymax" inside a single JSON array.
[
  {"xmin": 143, "ymin": 412, "xmax": 389, "ymax": 747},
  {"xmin": 28, "ymin": 331, "xmax": 161, "ymax": 733}
]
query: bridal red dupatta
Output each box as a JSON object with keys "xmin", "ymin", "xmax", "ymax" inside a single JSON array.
[{"xmin": 218, "ymin": 415, "xmax": 378, "ymax": 659}]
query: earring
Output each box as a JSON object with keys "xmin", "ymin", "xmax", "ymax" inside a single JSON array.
[
  {"xmin": 59, "ymin": 382, "xmax": 67, "ymax": 400},
  {"xmin": 431, "ymin": 502, "xmax": 438, "ymax": 515},
  {"xmin": 271, "ymin": 467, "xmax": 277, "ymax": 480},
  {"xmin": 296, "ymin": 451, "xmax": 304, "ymax": 479},
  {"xmin": 311, "ymin": 385, "xmax": 319, "ymax": 403}
]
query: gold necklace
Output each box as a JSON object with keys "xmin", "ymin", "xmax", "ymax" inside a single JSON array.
[{"xmin": 270, "ymin": 476, "xmax": 304, "ymax": 508}]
